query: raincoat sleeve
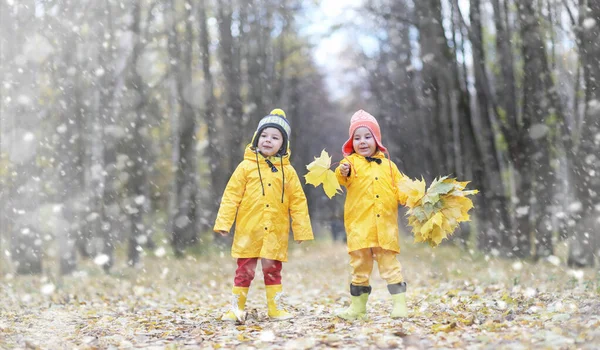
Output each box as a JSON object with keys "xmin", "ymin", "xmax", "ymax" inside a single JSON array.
[
  {"xmin": 335, "ymin": 159, "xmax": 352, "ymax": 188},
  {"xmin": 213, "ymin": 162, "xmax": 247, "ymax": 233},
  {"xmin": 288, "ymin": 167, "xmax": 314, "ymax": 241},
  {"xmin": 392, "ymin": 162, "xmax": 408, "ymax": 206}
]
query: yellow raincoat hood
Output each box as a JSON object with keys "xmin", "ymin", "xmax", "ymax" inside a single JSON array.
[
  {"xmin": 214, "ymin": 145, "xmax": 314, "ymax": 261},
  {"xmin": 335, "ymin": 152, "xmax": 408, "ymax": 253}
]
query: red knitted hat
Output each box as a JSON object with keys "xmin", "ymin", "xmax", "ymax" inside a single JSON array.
[{"xmin": 342, "ymin": 109, "xmax": 387, "ymax": 156}]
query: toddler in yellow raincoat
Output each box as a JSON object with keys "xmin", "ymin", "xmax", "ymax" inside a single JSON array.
[
  {"xmin": 335, "ymin": 109, "xmax": 409, "ymax": 320},
  {"xmin": 214, "ymin": 108, "xmax": 314, "ymax": 321}
]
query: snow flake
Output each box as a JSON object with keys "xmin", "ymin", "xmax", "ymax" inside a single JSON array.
[
  {"xmin": 134, "ymin": 195, "xmax": 146, "ymax": 205},
  {"xmin": 86, "ymin": 212, "xmax": 100, "ymax": 222},
  {"xmin": 155, "ymin": 246, "xmax": 166, "ymax": 257},
  {"xmin": 94, "ymin": 254, "xmax": 110, "ymax": 266},
  {"xmin": 511, "ymin": 261, "xmax": 523, "ymax": 271},
  {"xmin": 57, "ymin": 124, "xmax": 68, "ymax": 134},
  {"xmin": 174, "ymin": 215, "xmax": 191, "ymax": 228},
  {"xmin": 528, "ymin": 124, "xmax": 549, "ymax": 140},
  {"xmin": 568, "ymin": 201, "xmax": 582, "ymax": 213},
  {"xmin": 41, "ymin": 283, "xmax": 56, "ymax": 295},
  {"xmin": 17, "ymin": 95, "xmax": 32, "ymax": 105},
  {"xmin": 136, "ymin": 235, "xmax": 148, "ymax": 245},
  {"xmin": 422, "ymin": 53, "xmax": 435, "ymax": 63},
  {"xmin": 583, "ymin": 18, "xmax": 597, "ymax": 30},
  {"xmin": 546, "ymin": 255, "xmax": 561, "ymax": 266},
  {"xmin": 515, "ymin": 206, "xmax": 529, "ymax": 217},
  {"xmin": 567, "ymin": 269, "xmax": 584, "ymax": 280},
  {"xmin": 23, "ymin": 133, "xmax": 35, "ymax": 144}
]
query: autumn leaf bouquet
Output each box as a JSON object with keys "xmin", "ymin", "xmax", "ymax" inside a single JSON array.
[
  {"xmin": 304, "ymin": 150, "xmax": 478, "ymax": 247},
  {"xmin": 398, "ymin": 176, "xmax": 478, "ymax": 247}
]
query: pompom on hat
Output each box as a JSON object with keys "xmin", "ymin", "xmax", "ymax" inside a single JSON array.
[
  {"xmin": 342, "ymin": 109, "xmax": 387, "ymax": 156},
  {"xmin": 252, "ymin": 108, "xmax": 291, "ymax": 156}
]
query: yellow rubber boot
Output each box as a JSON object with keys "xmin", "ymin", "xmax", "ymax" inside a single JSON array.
[
  {"xmin": 337, "ymin": 293, "xmax": 369, "ymax": 320},
  {"xmin": 266, "ymin": 284, "xmax": 293, "ymax": 320},
  {"xmin": 390, "ymin": 293, "xmax": 408, "ymax": 318},
  {"xmin": 220, "ymin": 286, "xmax": 249, "ymax": 322}
]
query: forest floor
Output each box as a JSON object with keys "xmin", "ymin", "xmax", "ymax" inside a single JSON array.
[{"xmin": 1, "ymin": 237, "xmax": 599, "ymax": 349}]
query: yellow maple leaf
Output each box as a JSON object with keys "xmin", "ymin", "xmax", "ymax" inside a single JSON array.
[
  {"xmin": 397, "ymin": 176, "xmax": 426, "ymax": 208},
  {"xmin": 304, "ymin": 149, "xmax": 342, "ymax": 199}
]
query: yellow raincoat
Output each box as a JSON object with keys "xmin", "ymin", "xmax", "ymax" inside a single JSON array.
[
  {"xmin": 214, "ymin": 145, "xmax": 314, "ymax": 262},
  {"xmin": 335, "ymin": 151, "xmax": 408, "ymax": 253}
]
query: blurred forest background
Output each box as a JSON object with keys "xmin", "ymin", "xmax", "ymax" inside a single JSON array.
[{"xmin": 1, "ymin": 0, "xmax": 599, "ymax": 276}]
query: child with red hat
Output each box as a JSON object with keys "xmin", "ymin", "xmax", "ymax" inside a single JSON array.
[
  {"xmin": 214, "ymin": 108, "xmax": 314, "ymax": 322},
  {"xmin": 335, "ymin": 109, "xmax": 409, "ymax": 320}
]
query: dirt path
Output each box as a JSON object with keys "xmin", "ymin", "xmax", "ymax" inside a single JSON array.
[{"xmin": 1, "ymin": 240, "xmax": 599, "ymax": 349}]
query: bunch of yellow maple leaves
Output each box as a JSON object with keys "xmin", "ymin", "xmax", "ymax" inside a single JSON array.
[{"xmin": 304, "ymin": 150, "xmax": 478, "ymax": 247}]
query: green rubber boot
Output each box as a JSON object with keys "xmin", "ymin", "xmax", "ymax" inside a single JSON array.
[
  {"xmin": 337, "ymin": 285, "xmax": 371, "ymax": 321},
  {"xmin": 388, "ymin": 282, "xmax": 408, "ymax": 318},
  {"xmin": 390, "ymin": 293, "xmax": 408, "ymax": 318}
]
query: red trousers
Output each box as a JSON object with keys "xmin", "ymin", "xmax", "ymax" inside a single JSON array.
[{"xmin": 234, "ymin": 258, "xmax": 282, "ymax": 287}]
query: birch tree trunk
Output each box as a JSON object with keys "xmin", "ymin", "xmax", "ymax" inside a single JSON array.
[{"xmin": 168, "ymin": 0, "xmax": 199, "ymax": 256}]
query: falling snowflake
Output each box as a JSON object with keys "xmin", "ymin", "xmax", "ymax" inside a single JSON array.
[
  {"xmin": 546, "ymin": 255, "xmax": 561, "ymax": 266},
  {"xmin": 41, "ymin": 283, "xmax": 56, "ymax": 295},
  {"xmin": 155, "ymin": 247, "xmax": 166, "ymax": 257},
  {"xmin": 511, "ymin": 261, "xmax": 523, "ymax": 271},
  {"xmin": 583, "ymin": 18, "xmax": 597, "ymax": 30},
  {"xmin": 94, "ymin": 254, "xmax": 110, "ymax": 266},
  {"xmin": 134, "ymin": 195, "xmax": 146, "ymax": 205}
]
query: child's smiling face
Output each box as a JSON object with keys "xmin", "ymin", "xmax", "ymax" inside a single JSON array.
[
  {"xmin": 352, "ymin": 127, "xmax": 377, "ymax": 157},
  {"xmin": 258, "ymin": 127, "xmax": 284, "ymax": 157}
]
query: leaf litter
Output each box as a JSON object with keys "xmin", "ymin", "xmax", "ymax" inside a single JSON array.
[{"xmin": 1, "ymin": 238, "xmax": 599, "ymax": 349}]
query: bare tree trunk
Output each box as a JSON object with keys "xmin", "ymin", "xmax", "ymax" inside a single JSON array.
[
  {"xmin": 57, "ymin": 19, "xmax": 85, "ymax": 275},
  {"xmin": 469, "ymin": 0, "xmax": 513, "ymax": 255},
  {"xmin": 126, "ymin": 0, "xmax": 150, "ymax": 267},
  {"xmin": 246, "ymin": 0, "xmax": 267, "ymax": 125},
  {"xmin": 568, "ymin": 0, "xmax": 600, "ymax": 267},
  {"xmin": 168, "ymin": 0, "xmax": 199, "ymax": 256},
  {"xmin": 217, "ymin": 0, "xmax": 244, "ymax": 175},
  {"xmin": 517, "ymin": 0, "xmax": 563, "ymax": 260},
  {"xmin": 8, "ymin": 0, "xmax": 43, "ymax": 275},
  {"xmin": 200, "ymin": 0, "xmax": 230, "ymax": 248}
]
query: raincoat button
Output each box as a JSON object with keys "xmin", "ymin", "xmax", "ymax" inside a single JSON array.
[
  {"xmin": 377, "ymin": 214, "xmax": 380, "ymax": 217},
  {"xmin": 268, "ymin": 183, "xmax": 271, "ymax": 186},
  {"xmin": 266, "ymin": 204, "xmax": 269, "ymax": 207},
  {"xmin": 375, "ymin": 177, "xmax": 378, "ymax": 180},
  {"xmin": 376, "ymin": 195, "xmax": 379, "ymax": 198},
  {"xmin": 264, "ymin": 227, "xmax": 268, "ymax": 230}
]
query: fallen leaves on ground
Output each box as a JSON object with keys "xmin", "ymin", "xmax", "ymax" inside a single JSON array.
[{"xmin": 1, "ymin": 238, "xmax": 599, "ymax": 349}]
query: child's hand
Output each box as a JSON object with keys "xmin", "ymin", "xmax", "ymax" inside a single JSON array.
[
  {"xmin": 218, "ymin": 230, "xmax": 228, "ymax": 236},
  {"xmin": 340, "ymin": 163, "xmax": 350, "ymax": 176}
]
